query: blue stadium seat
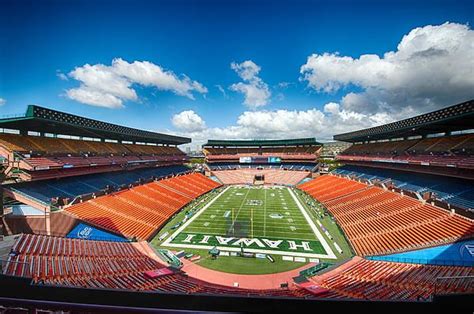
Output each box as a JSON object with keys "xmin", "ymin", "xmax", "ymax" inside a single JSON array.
[
  {"xmin": 208, "ymin": 162, "xmax": 316, "ymax": 171},
  {"xmin": 8, "ymin": 165, "xmax": 189, "ymax": 203},
  {"xmin": 334, "ymin": 165, "xmax": 474, "ymax": 210}
]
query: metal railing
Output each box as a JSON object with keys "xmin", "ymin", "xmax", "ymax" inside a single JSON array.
[
  {"xmin": 28, "ymin": 231, "xmax": 131, "ymax": 243},
  {"xmin": 0, "ymin": 113, "xmax": 25, "ymax": 120},
  {"xmin": 6, "ymin": 187, "xmax": 51, "ymax": 207},
  {"xmin": 434, "ymin": 275, "xmax": 474, "ymax": 295},
  {"xmin": 366, "ymin": 256, "xmax": 474, "ymax": 267},
  {"xmin": 0, "ymin": 258, "xmax": 31, "ymax": 278}
]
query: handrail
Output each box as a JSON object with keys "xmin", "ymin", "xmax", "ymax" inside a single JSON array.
[
  {"xmin": 18, "ymin": 231, "xmax": 131, "ymax": 243},
  {"xmin": 0, "ymin": 259, "xmax": 31, "ymax": 277},
  {"xmin": 434, "ymin": 275, "xmax": 474, "ymax": 295},
  {"xmin": 0, "ymin": 113, "xmax": 26, "ymax": 120},
  {"xmin": 367, "ymin": 256, "xmax": 474, "ymax": 267},
  {"xmin": 6, "ymin": 187, "xmax": 51, "ymax": 207}
]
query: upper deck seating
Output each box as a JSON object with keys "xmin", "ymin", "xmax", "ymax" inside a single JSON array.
[
  {"xmin": 0, "ymin": 133, "xmax": 187, "ymax": 179},
  {"xmin": 337, "ymin": 134, "xmax": 474, "ymax": 170}
]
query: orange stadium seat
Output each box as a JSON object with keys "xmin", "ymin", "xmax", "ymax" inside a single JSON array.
[
  {"xmin": 0, "ymin": 133, "xmax": 187, "ymax": 179},
  {"xmin": 337, "ymin": 134, "xmax": 474, "ymax": 170},
  {"xmin": 310, "ymin": 258, "xmax": 473, "ymax": 301},
  {"xmin": 65, "ymin": 173, "xmax": 222, "ymax": 240},
  {"xmin": 3, "ymin": 234, "xmax": 313, "ymax": 298},
  {"xmin": 298, "ymin": 175, "xmax": 474, "ymax": 256},
  {"xmin": 212, "ymin": 169, "xmax": 309, "ymax": 185}
]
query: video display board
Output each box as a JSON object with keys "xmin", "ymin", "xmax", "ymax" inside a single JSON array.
[{"xmin": 239, "ymin": 156, "xmax": 281, "ymax": 164}]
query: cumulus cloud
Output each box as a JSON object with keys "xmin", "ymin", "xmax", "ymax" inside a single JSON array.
[
  {"xmin": 229, "ymin": 60, "xmax": 271, "ymax": 109},
  {"xmin": 172, "ymin": 104, "xmax": 393, "ymax": 149},
  {"xmin": 300, "ymin": 22, "xmax": 474, "ymax": 117},
  {"xmin": 66, "ymin": 58, "xmax": 207, "ymax": 108},
  {"xmin": 172, "ymin": 110, "xmax": 207, "ymax": 132},
  {"xmin": 0, "ymin": 98, "xmax": 6, "ymax": 106}
]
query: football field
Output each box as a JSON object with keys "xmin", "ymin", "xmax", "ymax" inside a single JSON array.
[{"xmin": 162, "ymin": 186, "xmax": 336, "ymax": 259}]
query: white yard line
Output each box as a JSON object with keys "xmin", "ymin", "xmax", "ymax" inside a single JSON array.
[
  {"xmin": 228, "ymin": 187, "xmax": 251, "ymax": 235},
  {"xmin": 288, "ymin": 187, "xmax": 337, "ymax": 259},
  {"xmin": 263, "ymin": 187, "xmax": 267, "ymax": 237},
  {"xmin": 162, "ymin": 186, "xmax": 231, "ymax": 246},
  {"xmin": 163, "ymin": 185, "xmax": 337, "ymax": 259},
  {"xmin": 197, "ymin": 215, "xmax": 307, "ymax": 224}
]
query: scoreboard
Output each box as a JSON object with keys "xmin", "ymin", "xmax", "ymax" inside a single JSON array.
[{"xmin": 239, "ymin": 156, "xmax": 281, "ymax": 164}]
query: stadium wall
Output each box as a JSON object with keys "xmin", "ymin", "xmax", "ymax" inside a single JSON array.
[{"xmin": 3, "ymin": 212, "xmax": 78, "ymax": 237}]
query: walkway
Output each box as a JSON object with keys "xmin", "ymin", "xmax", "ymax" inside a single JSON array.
[{"xmin": 180, "ymin": 257, "xmax": 316, "ymax": 289}]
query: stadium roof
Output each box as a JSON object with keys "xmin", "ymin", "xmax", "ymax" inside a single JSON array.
[
  {"xmin": 334, "ymin": 99, "xmax": 474, "ymax": 143},
  {"xmin": 0, "ymin": 105, "xmax": 190, "ymax": 145},
  {"xmin": 204, "ymin": 138, "xmax": 321, "ymax": 147}
]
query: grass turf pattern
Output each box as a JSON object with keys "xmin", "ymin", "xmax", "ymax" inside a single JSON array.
[{"xmin": 167, "ymin": 186, "xmax": 327, "ymax": 256}]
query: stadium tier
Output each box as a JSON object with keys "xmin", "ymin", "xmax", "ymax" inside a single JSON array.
[
  {"xmin": 3, "ymin": 233, "xmax": 313, "ymax": 298},
  {"xmin": 6, "ymin": 165, "xmax": 189, "ymax": 205},
  {"xmin": 65, "ymin": 173, "xmax": 221, "ymax": 240},
  {"xmin": 337, "ymin": 134, "xmax": 474, "ymax": 170},
  {"xmin": 334, "ymin": 100, "xmax": 474, "ymax": 180},
  {"xmin": 307, "ymin": 257, "xmax": 473, "ymax": 301},
  {"xmin": 203, "ymin": 138, "xmax": 321, "ymax": 164},
  {"xmin": 333, "ymin": 165, "xmax": 474, "ymax": 211},
  {"xmin": 0, "ymin": 105, "xmax": 190, "ymax": 181},
  {"xmin": 298, "ymin": 174, "xmax": 474, "ymax": 256},
  {"xmin": 212, "ymin": 168, "xmax": 310, "ymax": 185},
  {"xmin": 0, "ymin": 133, "xmax": 187, "ymax": 181},
  {"xmin": 207, "ymin": 162, "xmax": 316, "ymax": 171}
]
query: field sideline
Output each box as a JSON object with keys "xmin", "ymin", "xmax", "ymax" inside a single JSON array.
[{"xmin": 161, "ymin": 185, "xmax": 337, "ymax": 259}]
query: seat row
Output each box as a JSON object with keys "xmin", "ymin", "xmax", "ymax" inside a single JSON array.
[
  {"xmin": 205, "ymin": 146, "xmax": 320, "ymax": 155},
  {"xmin": 11, "ymin": 233, "xmax": 141, "ymax": 258},
  {"xmin": 212, "ymin": 169, "xmax": 309, "ymax": 186},
  {"xmin": 298, "ymin": 175, "xmax": 367, "ymax": 202},
  {"xmin": 0, "ymin": 133, "xmax": 183, "ymax": 156},
  {"xmin": 312, "ymin": 258, "xmax": 473, "ymax": 301},
  {"xmin": 298, "ymin": 175, "xmax": 474, "ymax": 256},
  {"xmin": 22, "ymin": 154, "xmax": 186, "ymax": 171},
  {"xmin": 342, "ymin": 134, "xmax": 474, "ymax": 156},
  {"xmin": 66, "ymin": 173, "xmax": 222, "ymax": 240},
  {"xmin": 4, "ymin": 234, "xmax": 314, "ymax": 298}
]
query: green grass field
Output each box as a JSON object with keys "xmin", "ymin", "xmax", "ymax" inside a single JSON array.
[
  {"xmin": 162, "ymin": 186, "xmax": 336, "ymax": 258},
  {"xmin": 152, "ymin": 184, "xmax": 352, "ymax": 275}
]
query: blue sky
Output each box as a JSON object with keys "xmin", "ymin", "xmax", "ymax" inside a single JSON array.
[{"xmin": 1, "ymin": 0, "xmax": 473, "ymax": 148}]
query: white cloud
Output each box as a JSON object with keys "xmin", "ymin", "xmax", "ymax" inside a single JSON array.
[
  {"xmin": 66, "ymin": 87, "xmax": 125, "ymax": 109},
  {"xmin": 276, "ymin": 81, "xmax": 293, "ymax": 89},
  {"xmin": 112, "ymin": 59, "xmax": 207, "ymax": 98},
  {"xmin": 171, "ymin": 104, "xmax": 393, "ymax": 149},
  {"xmin": 300, "ymin": 22, "xmax": 474, "ymax": 117},
  {"xmin": 0, "ymin": 98, "xmax": 6, "ymax": 106},
  {"xmin": 66, "ymin": 58, "xmax": 207, "ymax": 108},
  {"xmin": 229, "ymin": 60, "xmax": 271, "ymax": 109},
  {"xmin": 172, "ymin": 110, "xmax": 207, "ymax": 132},
  {"xmin": 56, "ymin": 70, "xmax": 68, "ymax": 81},
  {"xmin": 215, "ymin": 84, "xmax": 228, "ymax": 98},
  {"xmin": 231, "ymin": 60, "xmax": 261, "ymax": 81}
]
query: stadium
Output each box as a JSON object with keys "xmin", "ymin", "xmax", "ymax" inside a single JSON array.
[{"xmin": 0, "ymin": 100, "xmax": 472, "ymax": 312}]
